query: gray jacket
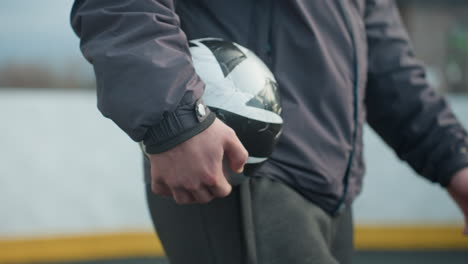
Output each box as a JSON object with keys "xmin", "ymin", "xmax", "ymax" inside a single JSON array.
[{"xmin": 71, "ymin": 0, "xmax": 468, "ymax": 215}]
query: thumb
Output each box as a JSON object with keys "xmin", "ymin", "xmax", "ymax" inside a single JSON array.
[{"xmin": 223, "ymin": 134, "xmax": 248, "ymax": 174}]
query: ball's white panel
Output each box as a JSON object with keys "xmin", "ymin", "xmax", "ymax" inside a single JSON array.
[
  {"xmin": 208, "ymin": 92, "xmax": 283, "ymax": 124},
  {"xmin": 226, "ymin": 50, "xmax": 275, "ymax": 97},
  {"xmin": 190, "ymin": 43, "xmax": 227, "ymax": 90},
  {"xmin": 246, "ymin": 156, "xmax": 268, "ymax": 164},
  {"xmin": 190, "ymin": 40, "xmax": 283, "ymax": 124},
  {"xmin": 190, "ymin": 40, "xmax": 238, "ymax": 109}
]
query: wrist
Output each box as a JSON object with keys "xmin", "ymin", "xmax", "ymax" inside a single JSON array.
[
  {"xmin": 448, "ymin": 167, "xmax": 468, "ymax": 190},
  {"xmin": 142, "ymin": 95, "xmax": 215, "ymax": 154},
  {"xmin": 438, "ymin": 152, "xmax": 468, "ymax": 187}
]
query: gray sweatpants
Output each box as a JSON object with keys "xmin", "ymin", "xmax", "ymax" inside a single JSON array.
[{"xmin": 146, "ymin": 177, "xmax": 353, "ymax": 264}]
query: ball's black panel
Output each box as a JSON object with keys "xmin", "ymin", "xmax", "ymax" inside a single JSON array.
[
  {"xmin": 211, "ymin": 107, "xmax": 282, "ymax": 158},
  {"xmin": 200, "ymin": 39, "xmax": 247, "ymax": 77},
  {"xmin": 188, "ymin": 41, "xmax": 198, "ymax": 47},
  {"xmin": 246, "ymin": 78, "xmax": 282, "ymax": 115}
]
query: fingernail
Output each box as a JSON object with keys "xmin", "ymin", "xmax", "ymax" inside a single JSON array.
[{"xmin": 237, "ymin": 165, "xmax": 244, "ymax": 174}]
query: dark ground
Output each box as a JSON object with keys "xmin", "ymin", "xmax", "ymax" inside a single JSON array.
[{"xmin": 33, "ymin": 251, "xmax": 468, "ymax": 264}]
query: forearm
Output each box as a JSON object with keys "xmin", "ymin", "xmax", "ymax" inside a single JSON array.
[
  {"xmin": 364, "ymin": 0, "xmax": 468, "ymax": 185},
  {"xmin": 71, "ymin": 0, "xmax": 214, "ymax": 151}
]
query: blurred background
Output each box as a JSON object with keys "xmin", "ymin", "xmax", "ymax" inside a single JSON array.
[{"xmin": 0, "ymin": 0, "xmax": 467, "ymax": 263}]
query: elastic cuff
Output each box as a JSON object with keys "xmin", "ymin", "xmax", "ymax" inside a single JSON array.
[
  {"xmin": 437, "ymin": 150, "xmax": 468, "ymax": 187},
  {"xmin": 144, "ymin": 112, "xmax": 215, "ymax": 154}
]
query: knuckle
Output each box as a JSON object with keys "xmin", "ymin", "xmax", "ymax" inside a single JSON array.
[
  {"xmin": 175, "ymin": 199, "xmax": 187, "ymax": 205},
  {"xmin": 166, "ymin": 183, "xmax": 178, "ymax": 189},
  {"xmin": 226, "ymin": 127, "xmax": 236, "ymax": 137},
  {"xmin": 200, "ymin": 197, "xmax": 213, "ymax": 204},
  {"xmin": 151, "ymin": 185, "xmax": 160, "ymax": 195},
  {"xmin": 195, "ymin": 194, "xmax": 213, "ymax": 204},
  {"xmin": 151, "ymin": 184, "xmax": 170, "ymax": 196},
  {"xmin": 242, "ymin": 149, "xmax": 249, "ymax": 161},
  {"xmin": 154, "ymin": 177, "xmax": 166, "ymax": 184},
  {"xmin": 174, "ymin": 196, "xmax": 190, "ymax": 205},
  {"xmin": 217, "ymin": 187, "xmax": 231, "ymax": 198},
  {"xmin": 183, "ymin": 183, "xmax": 200, "ymax": 192},
  {"xmin": 236, "ymin": 157, "xmax": 246, "ymax": 167},
  {"xmin": 203, "ymin": 174, "xmax": 219, "ymax": 187},
  {"xmin": 151, "ymin": 182, "xmax": 162, "ymax": 191},
  {"xmin": 165, "ymin": 179, "xmax": 180, "ymax": 188}
]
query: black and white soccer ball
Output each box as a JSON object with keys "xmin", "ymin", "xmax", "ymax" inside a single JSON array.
[{"xmin": 189, "ymin": 38, "xmax": 283, "ymax": 176}]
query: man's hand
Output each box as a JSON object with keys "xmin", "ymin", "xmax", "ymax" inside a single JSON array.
[
  {"xmin": 447, "ymin": 167, "xmax": 468, "ymax": 235},
  {"xmin": 148, "ymin": 118, "xmax": 248, "ymax": 204}
]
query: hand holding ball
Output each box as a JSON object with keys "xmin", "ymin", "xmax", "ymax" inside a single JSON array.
[{"xmin": 190, "ymin": 38, "xmax": 283, "ymax": 179}]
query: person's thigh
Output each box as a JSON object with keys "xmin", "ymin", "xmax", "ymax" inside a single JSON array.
[
  {"xmin": 146, "ymin": 184, "xmax": 245, "ymax": 264},
  {"xmin": 330, "ymin": 207, "xmax": 354, "ymax": 264},
  {"xmin": 246, "ymin": 178, "xmax": 343, "ymax": 264},
  {"xmin": 146, "ymin": 177, "xmax": 353, "ymax": 264}
]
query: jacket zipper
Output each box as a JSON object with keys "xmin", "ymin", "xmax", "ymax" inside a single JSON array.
[{"xmin": 332, "ymin": 0, "xmax": 360, "ymax": 216}]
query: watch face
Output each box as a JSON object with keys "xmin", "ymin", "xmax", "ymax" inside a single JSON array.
[{"xmin": 196, "ymin": 103, "xmax": 206, "ymax": 118}]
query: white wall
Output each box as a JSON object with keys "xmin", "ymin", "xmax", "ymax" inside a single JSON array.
[
  {"xmin": 0, "ymin": 89, "xmax": 148, "ymax": 237},
  {"xmin": 0, "ymin": 89, "xmax": 466, "ymax": 237}
]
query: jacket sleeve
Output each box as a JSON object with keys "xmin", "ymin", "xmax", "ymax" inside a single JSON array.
[
  {"xmin": 364, "ymin": 0, "xmax": 468, "ymax": 186},
  {"xmin": 70, "ymin": 0, "xmax": 215, "ymax": 154}
]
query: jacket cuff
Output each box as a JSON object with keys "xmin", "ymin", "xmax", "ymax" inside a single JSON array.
[{"xmin": 142, "ymin": 100, "xmax": 216, "ymax": 154}]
